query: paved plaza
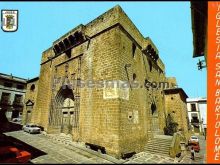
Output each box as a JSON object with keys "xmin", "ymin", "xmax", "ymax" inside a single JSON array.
[
  {"xmin": 3, "ymin": 131, "xmax": 207, "ymax": 164},
  {"xmin": 4, "ymin": 131, "xmax": 118, "ymax": 164},
  {"xmin": 179, "ymin": 135, "xmax": 206, "ymax": 164},
  {"xmin": 4, "ymin": 131, "xmax": 177, "ymax": 164}
]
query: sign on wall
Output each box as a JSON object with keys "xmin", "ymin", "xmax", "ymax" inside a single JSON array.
[{"xmin": 103, "ymin": 80, "xmax": 129, "ymax": 100}]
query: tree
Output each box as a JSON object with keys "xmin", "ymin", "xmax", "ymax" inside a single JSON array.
[{"xmin": 164, "ymin": 113, "xmax": 178, "ymax": 136}]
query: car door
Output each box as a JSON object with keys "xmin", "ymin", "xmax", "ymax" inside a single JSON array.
[{"xmin": 25, "ymin": 125, "xmax": 29, "ymax": 132}]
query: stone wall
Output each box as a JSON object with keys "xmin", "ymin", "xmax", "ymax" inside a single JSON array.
[
  {"xmin": 25, "ymin": 5, "xmax": 189, "ymax": 158},
  {"xmin": 31, "ymin": 58, "xmax": 53, "ymax": 128},
  {"xmin": 22, "ymin": 78, "xmax": 38, "ymax": 125},
  {"xmin": 117, "ymin": 26, "xmax": 167, "ymax": 155},
  {"xmin": 164, "ymin": 90, "xmax": 189, "ymax": 135}
]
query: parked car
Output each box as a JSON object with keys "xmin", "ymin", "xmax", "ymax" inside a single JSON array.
[
  {"xmin": 188, "ymin": 141, "xmax": 200, "ymax": 152},
  {"xmin": 23, "ymin": 124, "xmax": 41, "ymax": 134},
  {"xmin": 0, "ymin": 146, "xmax": 31, "ymax": 163},
  {"xmin": 12, "ymin": 118, "xmax": 22, "ymax": 123},
  {"xmin": 188, "ymin": 135, "xmax": 199, "ymax": 143}
]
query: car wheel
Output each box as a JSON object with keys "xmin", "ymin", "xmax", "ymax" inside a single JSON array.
[{"xmin": 29, "ymin": 130, "xmax": 31, "ymax": 134}]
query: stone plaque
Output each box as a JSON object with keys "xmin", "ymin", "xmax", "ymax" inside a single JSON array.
[
  {"xmin": 103, "ymin": 80, "xmax": 129, "ymax": 100},
  {"xmin": 103, "ymin": 81, "xmax": 118, "ymax": 99},
  {"xmin": 133, "ymin": 110, "xmax": 139, "ymax": 124}
]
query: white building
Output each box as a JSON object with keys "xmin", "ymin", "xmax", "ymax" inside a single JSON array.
[
  {"xmin": 0, "ymin": 73, "xmax": 27, "ymax": 121},
  {"xmin": 187, "ymin": 97, "xmax": 207, "ymax": 135}
]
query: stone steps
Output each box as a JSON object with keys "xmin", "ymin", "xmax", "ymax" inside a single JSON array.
[
  {"xmin": 144, "ymin": 145, "xmax": 170, "ymax": 151},
  {"xmin": 144, "ymin": 145, "xmax": 170, "ymax": 150},
  {"xmin": 154, "ymin": 134, "xmax": 173, "ymax": 139},
  {"xmin": 41, "ymin": 132, "xmax": 125, "ymax": 164},
  {"xmin": 144, "ymin": 135, "xmax": 173, "ymax": 156},
  {"xmin": 146, "ymin": 139, "xmax": 172, "ymax": 144},
  {"xmin": 43, "ymin": 132, "xmax": 73, "ymax": 145},
  {"xmin": 145, "ymin": 143, "xmax": 171, "ymax": 148},
  {"xmin": 54, "ymin": 134, "xmax": 72, "ymax": 144}
]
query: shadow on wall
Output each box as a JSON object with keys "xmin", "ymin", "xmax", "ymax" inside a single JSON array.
[
  {"xmin": 0, "ymin": 110, "xmax": 22, "ymax": 134},
  {"xmin": 0, "ymin": 111, "xmax": 47, "ymax": 161},
  {"xmin": 0, "ymin": 110, "xmax": 8, "ymax": 123}
]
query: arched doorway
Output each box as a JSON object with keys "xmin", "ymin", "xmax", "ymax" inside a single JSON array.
[
  {"xmin": 55, "ymin": 86, "xmax": 76, "ymax": 135},
  {"xmin": 25, "ymin": 100, "xmax": 34, "ymax": 124},
  {"xmin": 151, "ymin": 102, "xmax": 160, "ymax": 134},
  {"xmin": 61, "ymin": 98, "xmax": 74, "ymax": 134}
]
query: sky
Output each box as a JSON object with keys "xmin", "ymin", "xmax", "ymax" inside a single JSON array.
[{"xmin": 0, "ymin": 2, "xmax": 206, "ymax": 98}]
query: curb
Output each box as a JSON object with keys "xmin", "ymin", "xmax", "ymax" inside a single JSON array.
[{"xmin": 41, "ymin": 132, "xmax": 125, "ymax": 164}]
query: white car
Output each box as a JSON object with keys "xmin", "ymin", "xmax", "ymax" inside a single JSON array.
[
  {"xmin": 189, "ymin": 135, "xmax": 199, "ymax": 143},
  {"xmin": 23, "ymin": 124, "xmax": 41, "ymax": 134},
  {"xmin": 12, "ymin": 118, "xmax": 22, "ymax": 123}
]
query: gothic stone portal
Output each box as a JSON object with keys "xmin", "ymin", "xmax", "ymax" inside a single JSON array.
[
  {"xmin": 49, "ymin": 86, "xmax": 79, "ymax": 137},
  {"xmin": 61, "ymin": 98, "xmax": 74, "ymax": 134},
  {"xmin": 151, "ymin": 102, "xmax": 160, "ymax": 134}
]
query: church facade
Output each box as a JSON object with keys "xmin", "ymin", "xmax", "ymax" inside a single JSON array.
[{"xmin": 22, "ymin": 5, "xmax": 189, "ymax": 158}]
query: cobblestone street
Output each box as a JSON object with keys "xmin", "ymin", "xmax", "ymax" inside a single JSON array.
[
  {"xmin": 4, "ymin": 131, "xmax": 177, "ymax": 164},
  {"xmin": 3, "ymin": 130, "xmax": 207, "ymax": 164},
  {"xmin": 4, "ymin": 131, "xmax": 120, "ymax": 164},
  {"xmin": 124, "ymin": 152, "xmax": 175, "ymax": 164}
]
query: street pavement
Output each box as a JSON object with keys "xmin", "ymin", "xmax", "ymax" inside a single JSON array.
[
  {"xmin": 4, "ymin": 131, "xmax": 207, "ymax": 164},
  {"xmin": 124, "ymin": 152, "xmax": 175, "ymax": 164},
  {"xmin": 179, "ymin": 135, "xmax": 206, "ymax": 164},
  {"xmin": 4, "ymin": 131, "xmax": 118, "ymax": 164}
]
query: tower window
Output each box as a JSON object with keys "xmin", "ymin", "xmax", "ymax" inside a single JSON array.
[
  {"xmin": 148, "ymin": 59, "xmax": 152, "ymax": 72},
  {"xmin": 191, "ymin": 103, "xmax": 196, "ymax": 111},
  {"xmin": 133, "ymin": 73, "xmax": 137, "ymax": 81},
  {"xmin": 30, "ymin": 84, "xmax": 35, "ymax": 91},
  {"xmin": 132, "ymin": 43, "xmax": 136, "ymax": 57}
]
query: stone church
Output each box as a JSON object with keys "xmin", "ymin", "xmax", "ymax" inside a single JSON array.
[{"xmin": 22, "ymin": 5, "xmax": 189, "ymax": 158}]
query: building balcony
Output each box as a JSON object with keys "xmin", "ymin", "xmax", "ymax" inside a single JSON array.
[
  {"xmin": 0, "ymin": 99, "xmax": 11, "ymax": 105},
  {"xmin": 191, "ymin": 121, "xmax": 200, "ymax": 124},
  {"xmin": 191, "ymin": 119, "xmax": 201, "ymax": 128},
  {"xmin": 12, "ymin": 101, "xmax": 24, "ymax": 107}
]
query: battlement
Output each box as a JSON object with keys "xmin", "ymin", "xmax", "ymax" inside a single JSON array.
[{"xmin": 41, "ymin": 5, "xmax": 165, "ymax": 71}]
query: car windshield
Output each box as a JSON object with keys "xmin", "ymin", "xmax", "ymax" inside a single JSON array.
[{"xmin": 191, "ymin": 137, "xmax": 198, "ymax": 139}]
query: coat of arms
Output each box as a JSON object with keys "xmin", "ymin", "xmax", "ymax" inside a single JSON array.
[{"xmin": 1, "ymin": 10, "xmax": 18, "ymax": 32}]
